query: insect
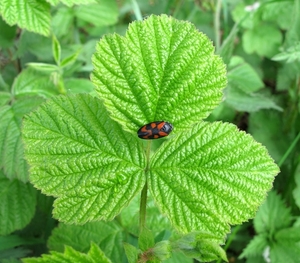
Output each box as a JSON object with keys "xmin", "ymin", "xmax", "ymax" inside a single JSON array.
[{"xmin": 137, "ymin": 121, "xmax": 173, "ymax": 139}]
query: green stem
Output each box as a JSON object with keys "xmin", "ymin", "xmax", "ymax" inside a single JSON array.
[
  {"xmin": 278, "ymin": 131, "xmax": 300, "ymax": 167},
  {"xmin": 214, "ymin": 0, "xmax": 222, "ymax": 51},
  {"xmin": 131, "ymin": 0, "xmax": 143, "ymax": 21},
  {"xmin": 139, "ymin": 141, "xmax": 152, "ymax": 233}
]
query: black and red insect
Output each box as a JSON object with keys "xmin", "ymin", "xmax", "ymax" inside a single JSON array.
[{"xmin": 137, "ymin": 121, "xmax": 173, "ymax": 140}]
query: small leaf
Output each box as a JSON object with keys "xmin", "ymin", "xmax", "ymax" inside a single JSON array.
[
  {"xmin": 26, "ymin": 63, "xmax": 59, "ymax": 73},
  {"xmin": 0, "ymin": 171, "xmax": 36, "ymax": 235},
  {"xmin": 124, "ymin": 243, "xmax": 139, "ymax": 263},
  {"xmin": 23, "ymin": 243, "xmax": 112, "ymax": 263},
  {"xmin": 47, "ymin": 222, "xmax": 123, "ymax": 263},
  {"xmin": 60, "ymin": 51, "xmax": 80, "ymax": 68},
  {"xmin": 152, "ymin": 240, "xmax": 172, "ymax": 261},
  {"xmin": 254, "ymin": 191, "xmax": 292, "ymax": 235},
  {"xmin": 270, "ymin": 231, "xmax": 300, "ymax": 263},
  {"xmin": 174, "ymin": 231, "xmax": 227, "ymax": 262},
  {"xmin": 228, "ymin": 56, "xmax": 264, "ymax": 93},
  {"xmin": 139, "ymin": 228, "xmax": 155, "ymax": 251},
  {"xmin": 74, "ymin": 0, "xmax": 118, "ymax": 27},
  {"xmin": 148, "ymin": 121, "xmax": 279, "ymax": 236},
  {"xmin": 225, "ymin": 85, "xmax": 282, "ymax": 112},
  {"xmin": 91, "ymin": 14, "xmax": 227, "ymax": 133},
  {"xmin": 0, "ymin": 0, "xmax": 50, "ymax": 36},
  {"xmin": 52, "ymin": 35, "xmax": 61, "ymax": 65},
  {"xmin": 12, "ymin": 68, "xmax": 58, "ymax": 98},
  {"xmin": 22, "ymin": 94, "xmax": 146, "ymax": 224},
  {"xmin": 0, "ymin": 96, "xmax": 44, "ymax": 181},
  {"xmin": 239, "ymin": 234, "xmax": 268, "ymax": 259},
  {"xmin": 242, "ymin": 24, "xmax": 282, "ymax": 58}
]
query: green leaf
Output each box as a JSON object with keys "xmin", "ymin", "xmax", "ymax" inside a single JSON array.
[
  {"xmin": 22, "ymin": 94, "xmax": 146, "ymax": 223},
  {"xmin": 248, "ymin": 110, "xmax": 291, "ymax": 163},
  {"xmin": 0, "ymin": 96, "xmax": 44, "ymax": 181},
  {"xmin": 0, "ymin": 74, "xmax": 10, "ymax": 92},
  {"xmin": 47, "ymin": 0, "xmax": 97, "ymax": 7},
  {"xmin": 12, "ymin": 68, "xmax": 58, "ymax": 98},
  {"xmin": 60, "ymin": 51, "xmax": 80, "ymax": 68},
  {"xmin": 0, "ymin": 92, "xmax": 11, "ymax": 106},
  {"xmin": 52, "ymin": 35, "xmax": 61, "ymax": 66},
  {"xmin": 123, "ymin": 243, "xmax": 139, "ymax": 263},
  {"xmin": 275, "ymin": 226, "xmax": 300, "ymax": 243},
  {"xmin": 23, "ymin": 243, "xmax": 112, "ymax": 263},
  {"xmin": 0, "ymin": 17, "xmax": 16, "ymax": 48},
  {"xmin": 0, "ymin": 0, "xmax": 51, "ymax": 36},
  {"xmin": 91, "ymin": 14, "xmax": 227, "ymax": 133},
  {"xmin": 261, "ymin": 1, "xmax": 294, "ymax": 30},
  {"xmin": 17, "ymin": 32, "xmax": 52, "ymax": 60},
  {"xmin": 0, "ymin": 171, "xmax": 36, "ymax": 235},
  {"xmin": 26, "ymin": 63, "xmax": 59, "ymax": 73},
  {"xmin": 242, "ymin": 24, "xmax": 282, "ymax": 58},
  {"xmin": 65, "ymin": 78, "xmax": 95, "ymax": 94},
  {"xmin": 225, "ymin": 85, "xmax": 283, "ymax": 112},
  {"xmin": 51, "ymin": 7, "xmax": 74, "ymax": 38},
  {"xmin": 139, "ymin": 228, "xmax": 155, "ymax": 251},
  {"xmin": 152, "ymin": 240, "xmax": 172, "ymax": 261},
  {"xmin": 254, "ymin": 191, "xmax": 292, "ymax": 235},
  {"xmin": 272, "ymin": 43, "xmax": 300, "ymax": 63},
  {"xmin": 174, "ymin": 231, "xmax": 227, "ymax": 262},
  {"xmin": 231, "ymin": 2, "xmax": 258, "ymax": 29},
  {"xmin": 293, "ymin": 163, "xmax": 300, "ymax": 209},
  {"xmin": 148, "ymin": 121, "xmax": 279, "ymax": 235},
  {"xmin": 74, "ymin": 0, "xmax": 118, "ymax": 27},
  {"xmin": 47, "ymin": 222, "xmax": 123, "ymax": 263},
  {"xmin": 239, "ymin": 234, "xmax": 268, "ymax": 259},
  {"xmin": 228, "ymin": 56, "xmax": 264, "ymax": 93},
  {"xmin": 270, "ymin": 227, "xmax": 300, "ymax": 263}
]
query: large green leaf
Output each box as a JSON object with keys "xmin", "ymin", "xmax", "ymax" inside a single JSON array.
[
  {"xmin": 22, "ymin": 94, "xmax": 146, "ymax": 224},
  {"xmin": 0, "ymin": 171, "xmax": 36, "ymax": 235},
  {"xmin": 91, "ymin": 14, "xmax": 227, "ymax": 133},
  {"xmin": 0, "ymin": 96, "xmax": 44, "ymax": 181},
  {"xmin": 0, "ymin": 0, "xmax": 50, "ymax": 36},
  {"xmin": 148, "ymin": 121, "xmax": 279, "ymax": 236}
]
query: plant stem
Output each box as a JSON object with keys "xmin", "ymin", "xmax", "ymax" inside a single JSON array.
[
  {"xmin": 139, "ymin": 141, "xmax": 152, "ymax": 233},
  {"xmin": 214, "ymin": 0, "xmax": 222, "ymax": 51},
  {"xmin": 278, "ymin": 131, "xmax": 300, "ymax": 167},
  {"xmin": 131, "ymin": 0, "xmax": 143, "ymax": 21}
]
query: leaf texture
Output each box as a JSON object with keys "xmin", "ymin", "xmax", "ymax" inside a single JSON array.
[
  {"xmin": 91, "ymin": 15, "xmax": 227, "ymax": 133},
  {"xmin": 148, "ymin": 121, "xmax": 279, "ymax": 236},
  {"xmin": 22, "ymin": 94, "xmax": 146, "ymax": 224},
  {"xmin": 0, "ymin": 0, "xmax": 51, "ymax": 36}
]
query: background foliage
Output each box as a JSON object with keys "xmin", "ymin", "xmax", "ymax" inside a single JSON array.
[{"xmin": 0, "ymin": 0, "xmax": 300, "ymax": 262}]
